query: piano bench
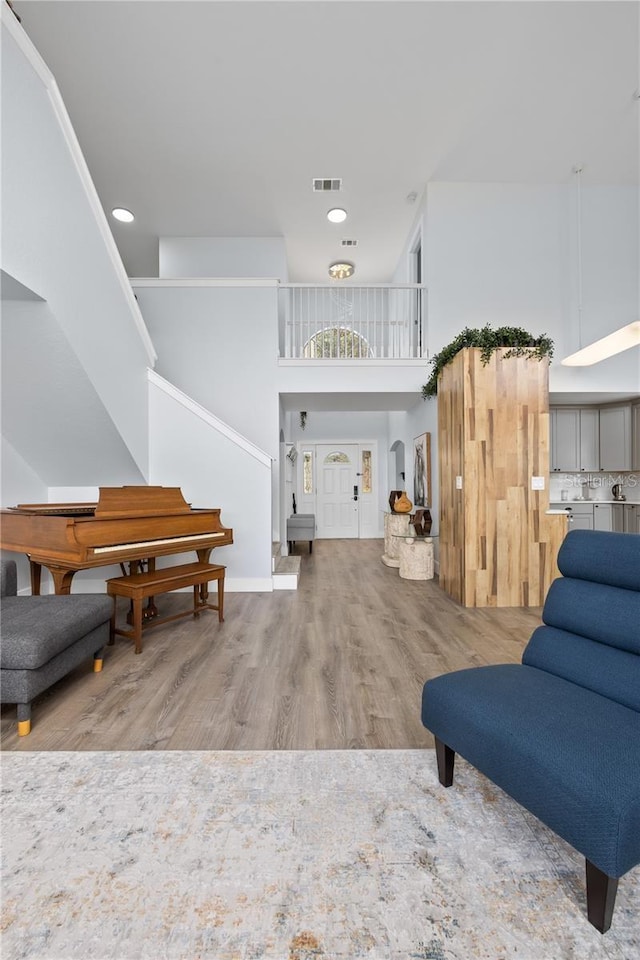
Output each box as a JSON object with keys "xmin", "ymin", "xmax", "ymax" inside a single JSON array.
[{"xmin": 106, "ymin": 561, "xmax": 225, "ymax": 654}]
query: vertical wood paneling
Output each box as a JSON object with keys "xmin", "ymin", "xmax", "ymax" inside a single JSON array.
[{"xmin": 438, "ymin": 349, "xmax": 565, "ymax": 607}]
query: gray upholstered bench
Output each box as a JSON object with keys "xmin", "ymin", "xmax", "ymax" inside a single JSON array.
[
  {"xmin": 287, "ymin": 514, "xmax": 315, "ymax": 554},
  {"xmin": 0, "ymin": 559, "xmax": 111, "ymax": 736}
]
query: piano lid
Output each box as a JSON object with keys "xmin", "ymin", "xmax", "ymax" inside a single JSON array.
[{"xmin": 10, "ymin": 486, "xmax": 194, "ymax": 519}]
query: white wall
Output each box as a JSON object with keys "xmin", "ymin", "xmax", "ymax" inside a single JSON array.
[
  {"xmin": 149, "ymin": 382, "xmax": 273, "ymax": 589},
  {"xmin": 388, "ymin": 400, "xmax": 439, "ymax": 532},
  {"xmin": 1, "ymin": 301, "xmax": 145, "ymax": 485},
  {"xmin": 0, "ymin": 438, "xmax": 47, "ymax": 593},
  {"xmin": 1, "ymin": 18, "xmax": 153, "ymax": 478},
  {"xmin": 159, "ymin": 237, "xmax": 288, "ymax": 280},
  {"xmin": 135, "ymin": 285, "xmax": 279, "ymax": 453},
  {"xmin": 421, "ymin": 182, "xmax": 639, "ymax": 393}
]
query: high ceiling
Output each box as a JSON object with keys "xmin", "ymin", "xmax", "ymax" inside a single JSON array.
[{"xmin": 11, "ymin": 0, "xmax": 639, "ymax": 282}]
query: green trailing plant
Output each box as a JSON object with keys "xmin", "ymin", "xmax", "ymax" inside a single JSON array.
[{"xmin": 421, "ymin": 325, "xmax": 554, "ymax": 399}]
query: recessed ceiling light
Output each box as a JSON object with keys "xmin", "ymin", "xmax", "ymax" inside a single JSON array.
[
  {"xmin": 328, "ymin": 261, "xmax": 355, "ymax": 280},
  {"xmin": 327, "ymin": 208, "xmax": 347, "ymax": 224},
  {"xmin": 112, "ymin": 207, "xmax": 134, "ymax": 223}
]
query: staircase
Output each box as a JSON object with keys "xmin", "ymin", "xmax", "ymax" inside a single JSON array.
[{"xmin": 272, "ymin": 543, "xmax": 300, "ymax": 590}]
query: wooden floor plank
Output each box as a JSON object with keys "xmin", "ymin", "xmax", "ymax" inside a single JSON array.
[{"xmin": 1, "ymin": 540, "xmax": 541, "ymax": 751}]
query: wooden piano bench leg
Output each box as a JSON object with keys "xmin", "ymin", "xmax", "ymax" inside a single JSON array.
[
  {"xmin": 133, "ymin": 599, "xmax": 144, "ymax": 655},
  {"xmin": 217, "ymin": 574, "xmax": 224, "ymax": 622},
  {"xmin": 193, "ymin": 584, "xmax": 201, "ymax": 618}
]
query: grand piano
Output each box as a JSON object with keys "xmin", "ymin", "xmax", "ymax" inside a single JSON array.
[{"xmin": 0, "ymin": 486, "xmax": 233, "ymax": 595}]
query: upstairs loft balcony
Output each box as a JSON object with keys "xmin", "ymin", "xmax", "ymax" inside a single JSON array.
[{"xmin": 278, "ymin": 284, "xmax": 428, "ymax": 361}]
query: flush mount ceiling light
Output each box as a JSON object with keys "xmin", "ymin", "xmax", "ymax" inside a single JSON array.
[
  {"xmin": 561, "ymin": 166, "xmax": 640, "ymax": 366},
  {"xmin": 327, "ymin": 208, "xmax": 347, "ymax": 224},
  {"xmin": 111, "ymin": 207, "xmax": 134, "ymax": 223},
  {"xmin": 328, "ymin": 261, "xmax": 354, "ymax": 280}
]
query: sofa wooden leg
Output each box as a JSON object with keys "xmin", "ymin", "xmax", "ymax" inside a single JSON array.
[
  {"xmin": 435, "ymin": 737, "xmax": 455, "ymax": 787},
  {"xmin": 586, "ymin": 860, "xmax": 618, "ymax": 933}
]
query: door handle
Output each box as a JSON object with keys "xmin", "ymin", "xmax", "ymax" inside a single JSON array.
[{"xmin": 353, "ymin": 484, "xmax": 359, "ymax": 502}]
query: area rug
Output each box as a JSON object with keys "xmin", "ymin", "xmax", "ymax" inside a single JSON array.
[{"xmin": 1, "ymin": 751, "xmax": 637, "ymax": 960}]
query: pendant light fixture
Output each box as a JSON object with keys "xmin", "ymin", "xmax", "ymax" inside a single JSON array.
[{"xmin": 562, "ymin": 165, "xmax": 640, "ymax": 366}]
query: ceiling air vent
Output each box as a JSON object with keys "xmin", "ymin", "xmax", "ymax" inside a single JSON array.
[
  {"xmin": 313, "ymin": 178, "xmax": 342, "ymax": 192},
  {"xmin": 341, "ymin": 239, "xmax": 358, "ymax": 247}
]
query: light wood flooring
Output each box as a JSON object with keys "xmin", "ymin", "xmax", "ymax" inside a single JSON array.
[{"xmin": 1, "ymin": 540, "xmax": 542, "ymax": 751}]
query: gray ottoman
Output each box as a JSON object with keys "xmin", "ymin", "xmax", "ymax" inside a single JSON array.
[
  {"xmin": 287, "ymin": 514, "xmax": 316, "ymax": 554},
  {"xmin": 1, "ymin": 560, "xmax": 111, "ymax": 736}
]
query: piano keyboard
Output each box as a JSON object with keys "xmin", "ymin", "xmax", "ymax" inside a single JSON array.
[{"xmin": 93, "ymin": 532, "xmax": 225, "ymax": 554}]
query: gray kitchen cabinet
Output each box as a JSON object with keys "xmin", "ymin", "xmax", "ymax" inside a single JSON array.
[
  {"xmin": 633, "ymin": 403, "xmax": 640, "ymax": 472},
  {"xmin": 578, "ymin": 409, "xmax": 600, "ymax": 471},
  {"xmin": 593, "ymin": 503, "xmax": 612, "ymax": 531},
  {"xmin": 567, "ymin": 505, "xmax": 594, "ymax": 530},
  {"xmin": 550, "ymin": 408, "xmax": 600, "ymax": 472},
  {"xmin": 612, "ymin": 504, "xmax": 625, "ymax": 533},
  {"xmin": 550, "ymin": 409, "xmax": 579, "ymax": 471},
  {"xmin": 599, "ymin": 405, "xmax": 631, "ymax": 471},
  {"xmin": 623, "ymin": 504, "xmax": 640, "ymax": 534}
]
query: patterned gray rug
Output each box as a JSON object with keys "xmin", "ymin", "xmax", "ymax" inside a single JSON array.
[{"xmin": 1, "ymin": 750, "xmax": 637, "ymax": 960}]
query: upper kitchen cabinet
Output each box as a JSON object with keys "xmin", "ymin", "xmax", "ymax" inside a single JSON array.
[
  {"xmin": 550, "ymin": 408, "xmax": 599, "ymax": 472},
  {"xmin": 599, "ymin": 405, "xmax": 631, "ymax": 471},
  {"xmin": 633, "ymin": 403, "xmax": 640, "ymax": 472}
]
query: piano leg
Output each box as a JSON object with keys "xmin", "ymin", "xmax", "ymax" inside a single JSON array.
[
  {"xmin": 144, "ymin": 557, "xmax": 158, "ymax": 621},
  {"xmin": 49, "ymin": 566, "xmax": 76, "ymax": 595},
  {"xmin": 196, "ymin": 548, "xmax": 213, "ymax": 602},
  {"xmin": 29, "ymin": 560, "xmax": 42, "ymax": 596},
  {"xmin": 125, "ymin": 559, "xmax": 158, "ymax": 624}
]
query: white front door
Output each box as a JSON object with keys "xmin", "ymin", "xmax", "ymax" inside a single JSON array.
[{"xmin": 316, "ymin": 444, "xmax": 359, "ymax": 538}]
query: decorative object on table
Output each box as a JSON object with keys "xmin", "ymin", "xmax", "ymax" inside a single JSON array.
[
  {"xmin": 388, "ymin": 490, "xmax": 402, "ymax": 513},
  {"xmin": 413, "ymin": 432, "xmax": 431, "ymax": 507},
  {"xmin": 410, "ymin": 508, "xmax": 433, "ymax": 537},
  {"xmin": 421, "ymin": 325, "xmax": 554, "ymax": 398},
  {"xmin": 394, "ymin": 491, "xmax": 413, "ymax": 513}
]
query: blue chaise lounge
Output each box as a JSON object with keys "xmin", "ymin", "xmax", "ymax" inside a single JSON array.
[{"xmin": 422, "ymin": 529, "xmax": 640, "ymax": 932}]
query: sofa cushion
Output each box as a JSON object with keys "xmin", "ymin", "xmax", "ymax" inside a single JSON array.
[
  {"xmin": 0, "ymin": 595, "xmax": 112, "ymax": 670},
  {"xmin": 421, "ymin": 663, "xmax": 640, "ymax": 878},
  {"xmin": 557, "ymin": 529, "xmax": 640, "ymax": 591},
  {"xmin": 542, "ymin": 578, "xmax": 640, "ymax": 655},
  {"xmin": 523, "ymin": 625, "xmax": 640, "ymax": 713}
]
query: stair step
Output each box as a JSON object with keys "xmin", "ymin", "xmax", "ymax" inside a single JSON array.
[{"xmin": 273, "ymin": 553, "xmax": 300, "ymax": 590}]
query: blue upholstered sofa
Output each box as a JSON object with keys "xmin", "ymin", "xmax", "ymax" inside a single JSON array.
[{"xmin": 422, "ymin": 529, "xmax": 640, "ymax": 933}]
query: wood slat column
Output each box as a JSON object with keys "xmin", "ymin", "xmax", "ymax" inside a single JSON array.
[{"xmin": 438, "ymin": 348, "xmax": 566, "ymax": 607}]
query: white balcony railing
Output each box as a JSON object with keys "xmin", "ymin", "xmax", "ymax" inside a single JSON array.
[{"xmin": 278, "ymin": 284, "xmax": 428, "ymax": 360}]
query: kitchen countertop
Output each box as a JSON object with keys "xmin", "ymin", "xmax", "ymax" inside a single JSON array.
[{"xmin": 549, "ymin": 500, "xmax": 638, "ymax": 506}]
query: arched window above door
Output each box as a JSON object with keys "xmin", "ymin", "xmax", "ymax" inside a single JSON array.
[
  {"xmin": 303, "ymin": 327, "xmax": 371, "ymax": 359},
  {"xmin": 324, "ymin": 451, "xmax": 350, "ymax": 464}
]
